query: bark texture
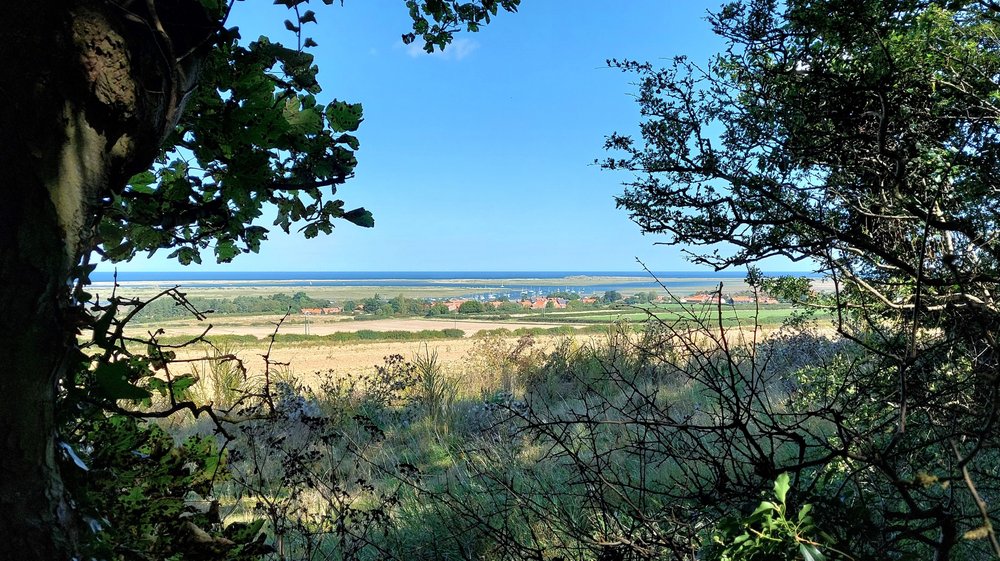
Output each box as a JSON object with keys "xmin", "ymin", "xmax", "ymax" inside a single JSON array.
[{"xmin": 0, "ymin": 1, "xmax": 211, "ymax": 558}]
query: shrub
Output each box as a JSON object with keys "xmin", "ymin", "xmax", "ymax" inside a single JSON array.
[
  {"xmin": 412, "ymin": 346, "xmax": 459, "ymax": 433},
  {"xmin": 191, "ymin": 343, "xmax": 251, "ymax": 410},
  {"xmin": 458, "ymin": 300, "xmax": 485, "ymax": 314}
]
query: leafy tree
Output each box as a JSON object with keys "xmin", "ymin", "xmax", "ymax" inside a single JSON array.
[
  {"xmin": 388, "ymin": 294, "xmax": 427, "ymax": 316},
  {"xmin": 605, "ymin": 0, "xmax": 1000, "ymax": 556},
  {"xmin": 602, "ymin": 290, "xmax": 623, "ymax": 303},
  {"xmin": 458, "ymin": 300, "xmax": 486, "ymax": 314},
  {"xmin": 390, "ymin": 294, "xmax": 405, "ymax": 314},
  {"xmin": 134, "ymin": 292, "xmax": 333, "ymax": 321},
  {"xmin": 427, "ymin": 302, "xmax": 452, "ymax": 316},
  {"xmin": 362, "ymin": 293, "xmax": 385, "ymax": 314},
  {"xmin": 624, "ymin": 291, "xmax": 658, "ymax": 304},
  {"xmin": 546, "ymin": 291, "xmax": 580, "ymax": 300},
  {"xmin": 498, "ymin": 300, "xmax": 525, "ymax": 313},
  {"xmin": 0, "ymin": 1, "xmax": 518, "ymax": 557}
]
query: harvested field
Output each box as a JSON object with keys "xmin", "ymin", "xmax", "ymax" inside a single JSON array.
[
  {"xmin": 136, "ymin": 313, "xmax": 596, "ymax": 391},
  {"xmin": 172, "ymin": 334, "xmax": 603, "ymax": 394}
]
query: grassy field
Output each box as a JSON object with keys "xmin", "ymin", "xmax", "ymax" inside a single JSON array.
[
  {"xmin": 532, "ymin": 304, "xmax": 805, "ymax": 324},
  {"xmin": 131, "ymin": 304, "xmax": 806, "ymax": 342},
  {"xmin": 139, "ymin": 309, "xmax": 807, "ymax": 398},
  {"xmin": 93, "ymin": 273, "xmax": 770, "ymax": 302},
  {"xmin": 116, "ymin": 280, "xmax": 814, "ymax": 403}
]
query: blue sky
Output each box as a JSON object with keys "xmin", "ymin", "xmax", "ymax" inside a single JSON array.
[{"xmin": 105, "ymin": 2, "xmax": 808, "ymax": 273}]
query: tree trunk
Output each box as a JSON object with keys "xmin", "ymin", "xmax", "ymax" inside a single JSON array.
[
  {"xmin": 0, "ymin": 190, "xmax": 75, "ymax": 559},
  {"xmin": 0, "ymin": 2, "xmax": 209, "ymax": 557}
]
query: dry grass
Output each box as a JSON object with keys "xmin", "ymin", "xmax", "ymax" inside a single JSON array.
[{"xmin": 171, "ymin": 334, "xmax": 603, "ymax": 397}]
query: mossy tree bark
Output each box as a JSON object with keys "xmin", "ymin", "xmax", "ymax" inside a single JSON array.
[{"xmin": 0, "ymin": 2, "xmax": 210, "ymax": 557}]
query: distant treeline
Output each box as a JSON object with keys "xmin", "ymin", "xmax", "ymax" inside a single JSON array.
[
  {"xmin": 148, "ymin": 325, "xmax": 617, "ymax": 347},
  {"xmin": 129, "ymin": 290, "xmax": 639, "ymax": 324},
  {"xmin": 132, "ymin": 292, "xmax": 331, "ymax": 322},
  {"xmin": 151, "ymin": 328, "xmax": 467, "ymax": 346}
]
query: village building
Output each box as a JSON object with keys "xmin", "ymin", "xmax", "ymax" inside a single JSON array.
[
  {"xmin": 681, "ymin": 293, "xmax": 780, "ymax": 305},
  {"xmin": 679, "ymin": 293, "xmax": 726, "ymax": 305},
  {"xmin": 520, "ymin": 297, "xmax": 567, "ymax": 309},
  {"xmin": 302, "ymin": 307, "xmax": 343, "ymax": 315}
]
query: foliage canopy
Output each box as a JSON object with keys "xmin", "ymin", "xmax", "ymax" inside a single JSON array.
[{"xmin": 605, "ymin": 0, "xmax": 1000, "ymax": 557}]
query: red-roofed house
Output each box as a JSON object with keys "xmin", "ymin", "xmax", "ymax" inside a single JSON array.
[{"xmin": 680, "ymin": 293, "xmax": 724, "ymax": 305}]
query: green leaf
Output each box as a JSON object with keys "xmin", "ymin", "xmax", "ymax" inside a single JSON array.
[
  {"xmin": 224, "ymin": 518, "xmax": 266, "ymax": 543},
  {"xmin": 94, "ymin": 362, "xmax": 152, "ymax": 401},
  {"xmin": 343, "ymin": 207, "xmax": 374, "ymax": 227},
  {"xmin": 798, "ymin": 503, "xmax": 813, "ymax": 522},
  {"xmin": 774, "ymin": 472, "xmax": 791, "ymax": 504},
  {"xmin": 283, "ymin": 97, "xmax": 323, "ymax": 134},
  {"xmin": 800, "ymin": 543, "xmax": 826, "ymax": 561},
  {"xmin": 197, "ymin": 0, "xmax": 225, "ymax": 17},
  {"xmin": 751, "ymin": 501, "xmax": 777, "ymax": 517},
  {"xmin": 326, "ymin": 100, "xmax": 363, "ymax": 132},
  {"xmin": 335, "ymin": 133, "xmax": 360, "ymax": 151},
  {"xmin": 92, "ymin": 303, "xmax": 118, "ymax": 346},
  {"xmin": 127, "ymin": 170, "xmax": 156, "ymax": 191},
  {"xmin": 148, "ymin": 377, "xmax": 168, "ymax": 396},
  {"xmin": 215, "ymin": 239, "xmax": 239, "ymax": 262},
  {"xmin": 168, "ymin": 247, "xmax": 202, "ymax": 266}
]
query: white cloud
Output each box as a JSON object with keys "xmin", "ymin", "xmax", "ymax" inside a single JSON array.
[
  {"xmin": 449, "ymin": 38, "xmax": 480, "ymax": 61},
  {"xmin": 403, "ymin": 37, "xmax": 480, "ymax": 61}
]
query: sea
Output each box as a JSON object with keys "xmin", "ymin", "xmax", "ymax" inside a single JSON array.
[{"xmin": 90, "ymin": 270, "xmax": 818, "ymax": 299}]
